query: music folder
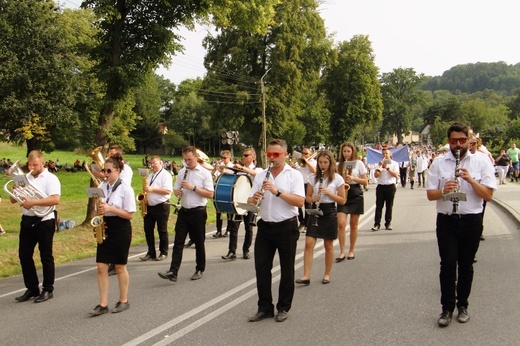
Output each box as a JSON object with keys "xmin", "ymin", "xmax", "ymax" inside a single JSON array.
[{"xmin": 86, "ymin": 187, "xmax": 105, "ymax": 199}]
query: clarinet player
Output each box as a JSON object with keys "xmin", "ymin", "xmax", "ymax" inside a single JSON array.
[
  {"xmin": 427, "ymin": 123, "xmax": 496, "ymax": 327},
  {"xmin": 247, "ymin": 139, "xmax": 305, "ymax": 323}
]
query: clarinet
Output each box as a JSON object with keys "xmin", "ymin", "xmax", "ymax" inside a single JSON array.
[
  {"xmin": 249, "ymin": 163, "xmax": 274, "ymax": 227},
  {"xmin": 451, "ymin": 149, "xmax": 461, "ymax": 217},
  {"xmin": 311, "ymin": 170, "xmax": 325, "ymax": 227},
  {"xmin": 173, "ymin": 167, "xmax": 189, "ymax": 215}
]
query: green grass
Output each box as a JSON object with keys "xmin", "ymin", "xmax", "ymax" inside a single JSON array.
[{"xmin": 0, "ymin": 143, "xmax": 218, "ymax": 278}]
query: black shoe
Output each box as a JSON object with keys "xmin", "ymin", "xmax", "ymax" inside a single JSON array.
[
  {"xmin": 438, "ymin": 310, "xmax": 453, "ymax": 327},
  {"xmin": 480, "ymin": 235, "xmax": 485, "ymax": 241},
  {"xmin": 221, "ymin": 252, "xmax": 236, "ymax": 260},
  {"xmin": 15, "ymin": 289, "xmax": 39, "ymax": 302},
  {"xmin": 89, "ymin": 304, "xmax": 109, "ymax": 316},
  {"xmin": 335, "ymin": 256, "xmax": 346, "ymax": 263},
  {"xmin": 457, "ymin": 307, "xmax": 470, "ymax": 323},
  {"xmin": 371, "ymin": 225, "xmax": 380, "ymax": 232},
  {"xmin": 322, "ymin": 279, "xmax": 330, "ymax": 284},
  {"xmin": 191, "ymin": 270, "xmax": 203, "ymax": 280},
  {"xmin": 249, "ymin": 311, "xmax": 274, "ymax": 322},
  {"xmin": 385, "ymin": 224, "xmax": 393, "ymax": 230},
  {"xmin": 243, "ymin": 252, "xmax": 250, "ymax": 259},
  {"xmin": 34, "ymin": 290, "xmax": 53, "ymax": 303},
  {"xmin": 140, "ymin": 254, "xmax": 154, "ymax": 261},
  {"xmin": 212, "ymin": 231, "xmax": 222, "ymax": 238},
  {"xmin": 158, "ymin": 271, "xmax": 177, "ymax": 282},
  {"xmin": 108, "ymin": 263, "xmax": 116, "ymax": 276},
  {"xmin": 222, "ymin": 232, "xmax": 228, "ymax": 237},
  {"xmin": 295, "ymin": 278, "xmax": 310, "ymax": 285},
  {"xmin": 155, "ymin": 254, "xmax": 167, "ymax": 261},
  {"xmin": 184, "ymin": 240, "xmax": 194, "ymax": 247},
  {"xmin": 275, "ymin": 310, "xmax": 288, "ymax": 322},
  {"xmin": 112, "ymin": 301, "xmax": 130, "ymax": 313}
]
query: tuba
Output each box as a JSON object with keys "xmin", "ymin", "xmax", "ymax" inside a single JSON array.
[
  {"xmin": 136, "ymin": 168, "xmax": 149, "ymax": 217},
  {"xmin": 3, "ymin": 160, "xmax": 55, "ymax": 217},
  {"xmin": 85, "ymin": 146, "xmax": 106, "ymax": 187}
]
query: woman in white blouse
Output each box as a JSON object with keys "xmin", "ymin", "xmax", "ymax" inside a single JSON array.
[{"xmin": 296, "ymin": 151, "xmax": 346, "ymax": 285}]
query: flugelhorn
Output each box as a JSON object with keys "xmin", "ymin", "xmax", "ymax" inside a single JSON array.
[{"xmin": 3, "ymin": 160, "xmax": 55, "ymax": 217}]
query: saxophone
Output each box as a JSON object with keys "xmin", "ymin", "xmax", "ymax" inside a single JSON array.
[{"xmin": 136, "ymin": 168, "xmax": 150, "ymax": 217}]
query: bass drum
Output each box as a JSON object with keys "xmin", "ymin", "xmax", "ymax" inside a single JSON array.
[{"xmin": 214, "ymin": 174, "xmax": 252, "ymax": 215}]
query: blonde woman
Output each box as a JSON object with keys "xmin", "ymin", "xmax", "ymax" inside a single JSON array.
[
  {"xmin": 296, "ymin": 151, "xmax": 346, "ymax": 285},
  {"xmin": 336, "ymin": 143, "xmax": 367, "ymax": 261}
]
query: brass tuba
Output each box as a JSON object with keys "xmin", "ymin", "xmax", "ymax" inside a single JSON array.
[{"xmin": 3, "ymin": 160, "xmax": 55, "ymax": 217}]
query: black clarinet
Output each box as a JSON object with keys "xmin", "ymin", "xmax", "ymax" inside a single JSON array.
[
  {"xmin": 311, "ymin": 170, "xmax": 324, "ymax": 227},
  {"xmin": 249, "ymin": 163, "xmax": 274, "ymax": 227},
  {"xmin": 173, "ymin": 167, "xmax": 188, "ymax": 215},
  {"xmin": 451, "ymin": 149, "xmax": 461, "ymax": 217}
]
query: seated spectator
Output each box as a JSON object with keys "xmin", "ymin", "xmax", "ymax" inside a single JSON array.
[
  {"xmin": 55, "ymin": 159, "xmax": 61, "ymax": 169},
  {"xmin": 74, "ymin": 159, "xmax": 82, "ymax": 171},
  {"xmin": 64, "ymin": 162, "xmax": 72, "ymax": 172}
]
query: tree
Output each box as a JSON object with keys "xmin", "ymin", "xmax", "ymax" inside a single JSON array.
[
  {"xmin": 380, "ymin": 68, "xmax": 426, "ymax": 145},
  {"xmin": 0, "ymin": 0, "xmax": 78, "ymax": 155},
  {"xmin": 321, "ymin": 35, "xmax": 382, "ymax": 145}
]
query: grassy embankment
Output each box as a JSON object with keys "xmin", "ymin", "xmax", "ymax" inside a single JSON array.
[{"xmin": 0, "ymin": 143, "xmax": 219, "ymax": 278}]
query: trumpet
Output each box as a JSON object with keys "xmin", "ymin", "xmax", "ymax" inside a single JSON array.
[
  {"xmin": 297, "ymin": 151, "xmax": 318, "ymax": 167},
  {"xmin": 136, "ymin": 168, "xmax": 150, "ymax": 217},
  {"xmin": 249, "ymin": 163, "xmax": 274, "ymax": 227},
  {"xmin": 3, "ymin": 160, "xmax": 55, "ymax": 217}
]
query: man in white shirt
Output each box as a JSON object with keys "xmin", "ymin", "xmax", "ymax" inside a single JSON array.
[
  {"xmin": 140, "ymin": 156, "xmax": 173, "ymax": 262},
  {"xmin": 371, "ymin": 148, "xmax": 399, "ymax": 231},
  {"xmin": 427, "ymin": 123, "xmax": 496, "ymax": 327},
  {"xmin": 247, "ymin": 139, "xmax": 305, "ymax": 323}
]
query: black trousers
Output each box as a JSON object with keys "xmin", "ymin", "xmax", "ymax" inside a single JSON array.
[
  {"xmin": 374, "ymin": 184, "xmax": 396, "ymax": 227},
  {"xmin": 417, "ymin": 171, "xmax": 426, "ymax": 187},
  {"xmin": 228, "ymin": 212, "xmax": 254, "ymax": 254},
  {"xmin": 254, "ymin": 217, "xmax": 299, "ymax": 313},
  {"xmin": 144, "ymin": 203, "xmax": 170, "ymax": 258},
  {"xmin": 168, "ymin": 207, "xmax": 207, "ymax": 274},
  {"xmin": 19, "ymin": 216, "xmax": 55, "ymax": 293},
  {"xmin": 436, "ymin": 213, "xmax": 483, "ymax": 311},
  {"xmin": 399, "ymin": 167, "xmax": 408, "ymax": 187}
]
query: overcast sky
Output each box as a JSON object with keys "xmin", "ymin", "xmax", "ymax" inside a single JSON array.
[{"xmin": 64, "ymin": 0, "xmax": 520, "ymax": 85}]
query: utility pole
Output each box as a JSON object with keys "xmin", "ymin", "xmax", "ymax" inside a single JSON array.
[{"xmin": 260, "ymin": 68, "xmax": 271, "ymax": 167}]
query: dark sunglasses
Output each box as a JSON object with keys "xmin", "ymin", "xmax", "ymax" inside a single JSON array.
[
  {"xmin": 448, "ymin": 138, "xmax": 468, "ymax": 145},
  {"xmin": 101, "ymin": 168, "xmax": 115, "ymax": 174},
  {"xmin": 242, "ymin": 154, "xmax": 251, "ymax": 157}
]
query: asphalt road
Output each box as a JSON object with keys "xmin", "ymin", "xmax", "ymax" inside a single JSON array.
[{"xmin": 1, "ymin": 186, "xmax": 519, "ymax": 346}]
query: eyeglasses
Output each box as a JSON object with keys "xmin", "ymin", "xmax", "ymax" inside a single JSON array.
[
  {"xmin": 101, "ymin": 168, "xmax": 115, "ymax": 174},
  {"xmin": 266, "ymin": 152, "xmax": 282, "ymax": 158},
  {"xmin": 242, "ymin": 154, "xmax": 251, "ymax": 157},
  {"xmin": 221, "ymin": 156, "xmax": 229, "ymax": 159},
  {"xmin": 448, "ymin": 137, "xmax": 468, "ymax": 145},
  {"xmin": 469, "ymin": 142, "xmax": 477, "ymax": 145}
]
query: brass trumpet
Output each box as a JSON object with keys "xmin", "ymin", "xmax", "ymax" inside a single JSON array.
[{"xmin": 297, "ymin": 151, "xmax": 319, "ymax": 167}]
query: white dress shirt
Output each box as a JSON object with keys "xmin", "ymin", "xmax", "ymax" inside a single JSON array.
[
  {"xmin": 174, "ymin": 164, "xmax": 214, "ymax": 209},
  {"xmin": 146, "ymin": 168, "xmax": 173, "ymax": 206},
  {"xmin": 23, "ymin": 168, "xmax": 61, "ymax": 221}
]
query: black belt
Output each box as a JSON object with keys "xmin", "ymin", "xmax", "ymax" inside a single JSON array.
[
  {"xmin": 182, "ymin": 206, "xmax": 206, "ymax": 211},
  {"xmin": 259, "ymin": 216, "xmax": 297, "ymax": 226},
  {"xmin": 148, "ymin": 202, "xmax": 166, "ymax": 207},
  {"xmin": 439, "ymin": 213, "xmax": 480, "ymax": 219}
]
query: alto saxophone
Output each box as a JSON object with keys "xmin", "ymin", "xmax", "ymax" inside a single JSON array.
[
  {"xmin": 136, "ymin": 168, "xmax": 150, "ymax": 217},
  {"xmin": 91, "ymin": 196, "xmax": 106, "ymax": 244}
]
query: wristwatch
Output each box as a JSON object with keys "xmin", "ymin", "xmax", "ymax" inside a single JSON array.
[
  {"xmin": 276, "ymin": 189, "xmax": 283, "ymax": 197},
  {"xmin": 192, "ymin": 186, "xmax": 197, "ymax": 192}
]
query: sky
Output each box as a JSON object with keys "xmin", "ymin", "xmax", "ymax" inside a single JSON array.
[{"xmin": 63, "ymin": 0, "xmax": 520, "ymax": 85}]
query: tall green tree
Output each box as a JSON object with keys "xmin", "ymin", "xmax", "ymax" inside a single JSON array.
[
  {"xmin": 321, "ymin": 35, "xmax": 382, "ymax": 145},
  {"xmin": 380, "ymin": 68, "xmax": 426, "ymax": 145}
]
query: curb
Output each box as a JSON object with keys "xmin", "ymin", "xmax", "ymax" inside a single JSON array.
[{"xmin": 490, "ymin": 198, "xmax": 520, "ymax": 227}]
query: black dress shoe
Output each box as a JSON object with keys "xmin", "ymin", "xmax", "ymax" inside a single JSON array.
[
  {"xmin": 295, "ymin": 278, "xmax": 310, "ymax": 285},
  {"xmin": 249, "ymin": 311, "xmax": 274, "ymax": 322},
  {"xmin": 155, "ymin": 254, "xmax": 167, "ymax": 261},
  {"xmin": 243, "ymin": 252, "xmax": 250, "ymax": 259},
  {"xmin": 212, "ymin": 231, "xmax": 222, "ymax": 238},
  {"xmin": 457, "ymin": 307, "xmax": 470, "ymax": 323},
  {"xmin": 438, "ymin": 310, "xmax": 453, "ymax": 327},
  {"xmin": 191, "ymin": 270, "xmax": 203, "ymax": 280},
  {"xmin": 158, "ymin": 271, "xmax": 177, "ymax": 282},
  {"xmin": 34, "ymin": 290, "xmax": 53, "ymax": 303},
  {"xmin": 221, "ymin": 252, "xmax": 236, "ymax": 260},
  {"xmin": 275, "ymin": 310, "xmax": 288, "ymax": 322},
  {"xmin": 140, "ymin": 254, "xmax": 154, "ymax": 261},
  {"xmin": 184, "ymin": 240, "xmax": 194, "ymax": 247},
  {"xmin": 89, "ymin": 304, "xmax": 109, "ymax": 316},
  {"xmin": 385, "ymin": 224, "xmax": 393, "ymax": 230},
  {"xmin": 15, "ymin": 289, "xmax": 39, "ymax": 302},
  {"xmin": 371, "ymin": 225, "xmax": 380, "ymax": 232}
]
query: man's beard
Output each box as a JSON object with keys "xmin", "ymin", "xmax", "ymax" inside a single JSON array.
[{"xmin": 451, "ymin": 147, "xmax": 468, "ymax": 158}]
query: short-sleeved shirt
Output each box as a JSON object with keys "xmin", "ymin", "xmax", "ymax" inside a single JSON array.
[
  {"xmin": 376, "ymin": 160, "xmax": 400, "ymax": 185},
  {"xmin": 146, "ymin": 168, "xmax": 173, "ymax": 206},
  {"xmin": 295, "ymin": 159, "xmax": 317, "ymax": 184},
  {"xmin": 308, "ymin": 173, "xmax": 344, "ymax": 203},
  {"xmin": 427, "ymin": 150, "xmax": 497, "ymax": 215},
  {"xmin": 337, "ymin": 160, "xmax": 367, "ymax": 186},
  {"xmin": 250, "ymin": 163, "xmax": 305, "ymax": 222},
  {"xmin": 120, "ymin": 163, "xmax": 133, "ymax": 186},
  {"xmin": 101, "ymin": 180, "xmax": 137, "ymax": 216},
  {"xmin": 23, "ymin": 168, "xmax": 61, "ymax": 221},
  {"xmin": 507, "ymin": 147, "xmax": 520, "ymax": 163},
  {"xmin": 174, "ymin": 164, "xmax": 214, "ymax": 209}
]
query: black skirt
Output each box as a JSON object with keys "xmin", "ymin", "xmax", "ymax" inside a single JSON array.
[
  {"xmin": 96, "ymin": 216, "xmax": 132, "ymax": 265},
  {"xmin": 337, "ymin": 184, "xmax": 364, "ymax": 215},
  {"xmin": 306, "ymin": 203, "xmax": 338, "ymax": 240}
]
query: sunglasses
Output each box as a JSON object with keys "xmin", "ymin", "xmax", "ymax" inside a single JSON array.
[
  {"xmin": 221, "ymin": 156, "xmax": 229, "ymax": 159},
  {"xmin": 448, "ymin": 137, "xmax": 468, "ymax": 145},
  {"xmin": 242, "ymin": 154, "xmax": 251, "ymax": 157},
  {"xmin": 469, "ymin": 142, "xmax": 477, "ymax": 145},
  {"xmin": 266, "ymin": 152, "xmax": 283, "ymax": 158},
  {"xmin": 101, "ymin": 168, "xmax": 115, "ymax": 174}
]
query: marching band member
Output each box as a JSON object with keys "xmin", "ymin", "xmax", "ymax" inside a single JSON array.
[
  {"xmin": 13, "ymin": 150, "xmax": 60, "ymax": 304},
  {"xmin": 90, "ymin": 153, "xmax": 136, "ymax": 316},
  {"xmin": 296, "ymin": 151, "xmax": 345, "ymax": 285},
  {"xmin": 371, "ymin": 148, "xmax": 399, "ymax": 231},
  {"xmin": 140, "ymin": 156, "xmax": 172, "ymax": 262},
  {"xmin": 295, "ymin": 147, "xmax": 317, "ymax": 232},
  {"xmin": 213, "ymin": 150, "xmax": 235, "ymax": 239},
  {"xmin": 336, "ymin": 143, "xmax": 367, "ymax": 262}
]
